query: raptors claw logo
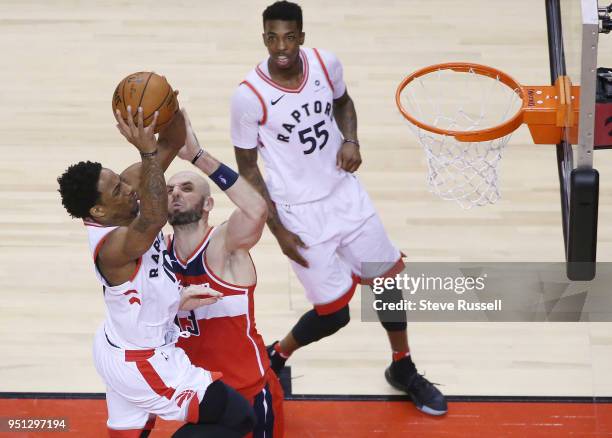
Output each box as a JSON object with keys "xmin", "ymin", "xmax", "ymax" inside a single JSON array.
[{"xmin": 176, "ymin": 389, "xmax": 196, "ymax": 408}]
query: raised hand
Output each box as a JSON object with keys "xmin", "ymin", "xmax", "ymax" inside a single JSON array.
[
  {"xmin": 114, "ymin": 105, "xmax": 159, "ymax": 154},
  {"xmin": 177, "ymin": 108, "xmax": 203, "ymax": 162},
  {"xmin": 157, "ymin": 93, "xmax": 186, "ymax": 151}
]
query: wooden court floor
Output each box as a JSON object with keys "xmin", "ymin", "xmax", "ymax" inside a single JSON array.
[
  {"xmin": 1, "ymin": 0, "xmax": 612, "ymax": 436},
  {"xmin": 1, "ymin": 397, "xmax": 612, "ymax": 437}
]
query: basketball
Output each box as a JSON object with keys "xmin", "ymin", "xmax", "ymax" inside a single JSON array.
[{"xmin": 112, "ymin": 72, "xmax": 178, "ymax": 133}]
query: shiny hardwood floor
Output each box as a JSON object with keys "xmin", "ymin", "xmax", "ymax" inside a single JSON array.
[{"xmin": 1, "ymin": 0, "xmax": 611, "ymax": 397}]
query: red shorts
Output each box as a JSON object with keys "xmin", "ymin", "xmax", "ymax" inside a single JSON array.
[{"xmin": 246, "ymin": 370, "xmax": 285, "ymax": 438}]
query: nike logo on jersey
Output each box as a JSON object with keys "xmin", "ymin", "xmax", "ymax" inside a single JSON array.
[{"xmin": 271, "ymin": 95, "xmax": 285, "ymax": 105}]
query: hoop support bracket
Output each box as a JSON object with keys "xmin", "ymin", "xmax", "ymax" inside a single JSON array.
[{"xmin": 522, "ymin": 76, "xmax": 580, "ymax": 145}]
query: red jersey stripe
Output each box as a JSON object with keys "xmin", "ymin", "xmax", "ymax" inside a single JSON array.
[
  {"xmin": 131, "ymin": 359, "xmax": 176, "ymax": 400},
  {"xmin": 314, "ymin": 274, "xmax": 359, "ymax": 316},
  {"xmin": 313, "ymin": 48, "xmax": 335, "ymax": 93},
  {"xmin": 241, "ymin": 81, "xmax": 268, "ymax": 125},
  {"xmin": 173, "ymin": 227, "xmax": 215, "ymax": 266},
  {"xmin": 129, "ymin": 258, "xmax": 143, "ymax": 282}
]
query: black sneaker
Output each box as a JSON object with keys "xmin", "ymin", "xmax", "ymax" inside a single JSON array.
[
  {"xmin": 266, "ymin": 341, "xmax": 288, "ymax": 376},
  {"xmin": 385, "ymin": 357, "xmax": 447, "ymax": 416}
]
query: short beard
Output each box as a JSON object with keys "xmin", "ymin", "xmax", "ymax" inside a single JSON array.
[{"xmin": 168, "ymin": 199, "xmax": 204, "ymax": 226}]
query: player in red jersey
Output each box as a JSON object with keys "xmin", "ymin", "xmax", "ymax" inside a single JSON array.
[{"xmin": 167, "ymin": 110, "xmax": 284, "ymax": 437}]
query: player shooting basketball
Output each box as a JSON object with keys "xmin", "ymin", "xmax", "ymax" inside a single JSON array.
[
  {"xmin": 57, "ymin": 106, "xmax": 256, "ymax": 437},
  {"xmin": 231, "ymin": 0, "xmax": 447, "ymax": 416},
  {"xmin": 166, "ymin": 110, "xmax": 285, "ymax": 437}
]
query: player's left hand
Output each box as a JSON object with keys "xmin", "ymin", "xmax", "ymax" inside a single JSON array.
[
  {"xmin": 179, "ymin": 284, "xmax": 223, "ymax": 311},
  {"xmin": 157, "ymin": 91, "xmax": 185, "ymax": 150},
  {"xmin": 336, "ymin": 141, "xmax": 362, "ymax": 173},
  {"xmin": 177, "ymin": 108, "xmax": 203, "ymax": 162}
]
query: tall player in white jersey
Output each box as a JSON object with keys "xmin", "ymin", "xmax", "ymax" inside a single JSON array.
[
  {"xmin": 232, "ymin": 1, "xmax": 447, "ymax": 416},
  {"xmin": 57, "ymin": 107, "xmax": 256, "ymax": 437}
]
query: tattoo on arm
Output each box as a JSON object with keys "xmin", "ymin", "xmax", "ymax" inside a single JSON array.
[
  {"xmin": 134, "ymin": 154, "xmax": 167, "ymax": 232},
  {"xmin": 334, "ymin": 94, "xmax": 358, "ymax": 141}
]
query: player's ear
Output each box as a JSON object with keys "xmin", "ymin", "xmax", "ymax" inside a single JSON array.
[
  {"xmin": 203, "ymin": 196, "xmax": 214, "ymax": 213},
  {"xmin": 89, "ymin": 204, "xmax": 106, "ymax": 220},
  {"xmin": 299, "ymin": 32, "xmax": 305, "ymax": 45}
]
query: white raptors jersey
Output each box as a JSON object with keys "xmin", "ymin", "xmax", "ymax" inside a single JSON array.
[
  {"xmin": 85, "ymin": 221, "xmax": 182, "ymax": 350},
  {"xmin": 231, "ymin": 47, "xmax": 349, "ymax": 205}
]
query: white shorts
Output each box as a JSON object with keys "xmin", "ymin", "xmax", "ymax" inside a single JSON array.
[
  {"xmin": 93, "ymin": 326, "xmax": 219, "ymax": 432},
  {"xmin": 277, "ymin": 175, "xmax": 402, "ymax": 314}
]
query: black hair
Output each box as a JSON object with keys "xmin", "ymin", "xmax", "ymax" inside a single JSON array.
[
  {"xmin": 57, "ymin": 161, "xmax": 102, "ymax": 219},
  {"xmin": 262, "ymin": 1, "xmax": 303, "ymax": 31}
]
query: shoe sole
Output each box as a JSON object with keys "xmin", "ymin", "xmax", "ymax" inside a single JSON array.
[{"xmin": 384, "ymin": 367, "xmax": 448, "ymax": 416}]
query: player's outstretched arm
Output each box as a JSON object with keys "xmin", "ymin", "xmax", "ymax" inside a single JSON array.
[
  {"xmin": 233, "ymin": 147, "xmax": 282, "ymax": 235},
  {"xmin": 180, "ymin": 109, "xmax": 267, "ymax": 252},
  {"xmin": 100, "ymin": 107, "xmax": 168, "ymax": 270},
  {"xmin": 334, "ymin": 90, "xmax": 362, "ymax": 173}
]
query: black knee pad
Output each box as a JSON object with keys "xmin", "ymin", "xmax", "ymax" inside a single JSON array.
[
  {"xmin": 380, "ymin": 321, "xmax": 407, "ymax": 332},
  {"xmin": 292, "ymin": 305, "xmax": 350, "ymax": 346},
  {"xmin": 375, "ymin": 285, "xmax": 407, "ymax": 332},
  {"xmin": 198, "ymin": 381, "xmax": 255, "ymax": 435},
  {"xmin": 219, "ymin": 385, "xmax": 256, "ymax": 434}
]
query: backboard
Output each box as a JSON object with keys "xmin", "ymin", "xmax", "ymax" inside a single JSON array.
[{"xmin": 547, "ymin": 0, "xmax": 600, "ymax": 280}]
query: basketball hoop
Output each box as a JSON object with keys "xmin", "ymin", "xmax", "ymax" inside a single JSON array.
[{"xmin": 396, "ymin": 62, "xmax": 579, "ymax": 208}]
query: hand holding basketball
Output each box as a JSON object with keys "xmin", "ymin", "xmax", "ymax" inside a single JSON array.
[
  {"xmin": 112, "ymin": 72, "xmax": 179, "ymax": 133},
  {"xmin": 113, "ymin": 105, "xmax": 158, "ymax": 154}
]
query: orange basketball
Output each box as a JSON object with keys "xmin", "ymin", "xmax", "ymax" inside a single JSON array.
[{"xmin": 112, "ymin": 72, "xmax": 178, "ymax": 133}]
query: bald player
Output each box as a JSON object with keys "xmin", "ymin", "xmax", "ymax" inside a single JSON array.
[{"xmin": 166, "ymin": 110, "xmax": 284, "ymax": 437}]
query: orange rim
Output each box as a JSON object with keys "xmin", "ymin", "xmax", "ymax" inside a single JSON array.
[{"xmin": 395, "ymin": 62, "xmax": 527, "ymax": 142}]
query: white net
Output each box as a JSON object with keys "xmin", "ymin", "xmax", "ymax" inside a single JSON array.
[{"xmin": 399, "ymin": 67, "xmax": 523, "ymax": 208}]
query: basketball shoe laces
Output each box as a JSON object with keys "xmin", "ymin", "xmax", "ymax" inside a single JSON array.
[{"xmin": 408, "ymin": 371, "xmax": 442, "ymax": 399}]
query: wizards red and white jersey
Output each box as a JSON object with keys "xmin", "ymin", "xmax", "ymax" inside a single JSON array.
[
  {"xmin": 231, "ymin": 47, "xmax": 349, "ymax": 205},
  {"xmin": 85, "ymin": 221, "xmax": 182, "ymax": 350},
  {"xmin": 167, "ymin": 227, "xmax": 269, "ymax": 399}
]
